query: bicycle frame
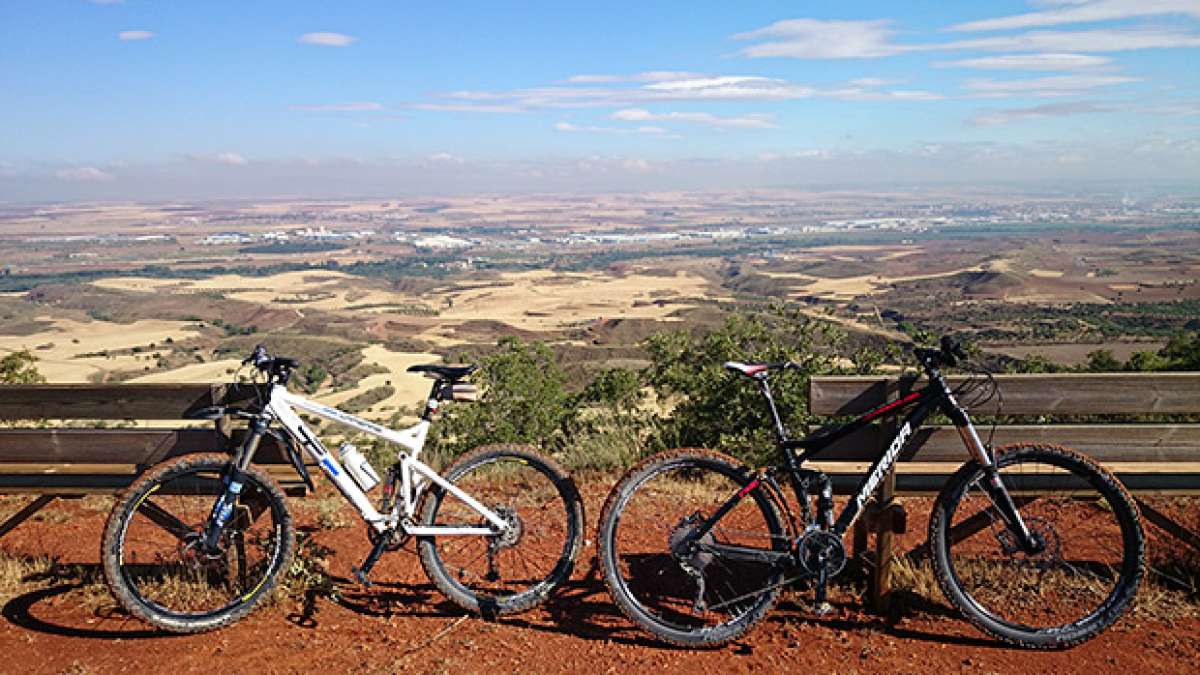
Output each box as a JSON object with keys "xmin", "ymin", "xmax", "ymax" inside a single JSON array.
[
  {"xmin": 684, "ymin": 366, "xmax": 1036, "ymax": 560},
  {"xmin": 264, "ymin": 384, "xmax": 508, "ymax": 537}
]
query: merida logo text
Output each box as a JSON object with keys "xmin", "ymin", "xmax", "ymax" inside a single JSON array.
[{"xmin": 857, "ymin": 421, "xmax": 912, "ymax": 510}]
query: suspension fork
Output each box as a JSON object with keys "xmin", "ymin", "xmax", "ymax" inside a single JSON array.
[
  {"xmin": 203, "ymin": 415, "xmax": 268, "ymax": 551},
  {"xmin": 945, "ymin": 392, "xmax": 1041, "ymax": 553}
]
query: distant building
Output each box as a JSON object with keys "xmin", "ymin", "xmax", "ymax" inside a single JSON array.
[{"xmin": 414, "ymin": 235, "xmax": 473, "ymax": 250}]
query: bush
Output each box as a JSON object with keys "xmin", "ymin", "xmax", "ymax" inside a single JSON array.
[
  {"xmin": 642, "ymin": 308, "xmax": 841, "ymax": 464},
  {"xmin": 0, "ymin": 350, "xmax": 43, "ymax": 384},
  {"xmin": 430, "ymin": 337, "xmax": 576, "ymax": 458}
]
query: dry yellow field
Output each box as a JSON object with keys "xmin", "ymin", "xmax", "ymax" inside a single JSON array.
[
  {"xmin": 429, "ymin": 269, "xmax": 719, "ymax": 329},
  {"xmin": 762, "ymin": 266, "xmax": 982, "ymax": 301},
  {"xmin": 95, "ymin": 271, "xmax": 434, "ymax": 315},
  {"xmin": 0, "ymin": 316, "xmax": 201, "ymax": 382},
  {"xmin": 315, "ymin": 344, "xmax": 441, "ymax": 420},
  {"xmin": 1029, "ymin": 269, "xmax": 1065, "ymax": 278},
  {"xmin": 129, "ymin": 359, "xmax": 245, "ymax": 383}
]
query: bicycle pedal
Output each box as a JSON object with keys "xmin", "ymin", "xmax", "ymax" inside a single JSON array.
[{"xmin": 351, "ymin": 566, "xmax": 373, "ymax": 588}]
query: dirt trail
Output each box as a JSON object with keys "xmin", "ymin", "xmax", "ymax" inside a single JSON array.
[{"xmin": 0, "ymin": 486, "xmax": 1194, "ymax": 674}]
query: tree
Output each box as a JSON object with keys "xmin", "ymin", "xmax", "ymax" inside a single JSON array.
[
  {"xmin": 0, "ymin": 350, "xmax": 44, "ymax": 384},
  {"xmin": 1084, "ymin": 349, "xmax": 1122, "ymax": 372},
  {"xmin": 642, "ymin": 308, "xmax": 840, "ymax": 464},
  {"xmin": 1160, "ymin": 332, "xmax": 1200, "ymax": 370},
  {"xmin": 1125, "ymin": 350, "xmax": 1167, "ymax": 372},
  {"xmin": 431, "ymin": 337, "xmax": 575, "ymax": 456}
]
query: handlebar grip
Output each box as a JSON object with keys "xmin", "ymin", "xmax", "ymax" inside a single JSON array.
[
  {"xmin": 939, "ymin": 335, "xmax": 968, "ymax": 367},
  {"xmin": 243, "ymin": 344, "xmax": 269, "ymax": 367}
]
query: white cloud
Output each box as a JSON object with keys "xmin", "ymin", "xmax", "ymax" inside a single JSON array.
[
  {"xmin": 428, "ymin": 152, "xmax": 464, "ymax": 163},
  {"xmin": 964, "ymin": 74, "xmax": 1139, "ymax": 97},
  {"xmin": 117, "ymin": 30, "xmax": 154, "ymax": 41},
  {"xmin": 612, "ymin": 108, "xmax": 778, "ymax": 129},
  {"xmin": 215, "ymin": 152, "xmax": 247, "ymax": 166},
  {"xmin": 970, "ymin": 101, "xmax": 1112, "ymax": 126},
  {"xmin": 298, "ymin": 32, "xmax": 356, "ymax": 47},
  {"xmin": 564, "ymin": 71, "xmax": 703, "ymax": 84},
  {"xmin": 734, "ymin": 18, "xmax": 1200, "ymax": 59},
  {"xmin": 937, "ymin": 53, "xmax": 1113, "ymax": 70},
  {"xmin": 947, "ymin": 27, "xmax": 1200, "ymax": 53},
  {"xmin": 414, "ymin": 71, "xmax": 940, "ymax": 113},
  {"xmin": 410, "ymin": 102, "xmax": 528, "ymax": 113},
  {"xmin": 56, "ymin": 167, "xmax": 114, "ymax": 182},
  {"xmin": 849, "ymin": 77, "xmax": 901, "ymax": 87},
  {"xmin": 290, "ymin": 102, "xmax": 384, "ymax": 112},
  {"xmin": 621, "ymin": 158, "xmax": 653, "ymax": 173},
  {"xmin": 554, "ymin": 121, "xmax": 667, "ymax": 134},
  {"xmin": 825, "ymin": 87, "xmax": 944, "ymax": 101},
  {"xmin": 734, "ymin": 19, "xmax": 904, "ymax": 59},
  {"xmin": 758, "ymin": 149, "xmax": 833, "ymax": 161},
  {"xmin": 642, "ymin": 76, "xmax": 816, "ymax": 101},
  {"xmin": 951, "ymin": 0, "xmax": 1200, "ymax": 32}
]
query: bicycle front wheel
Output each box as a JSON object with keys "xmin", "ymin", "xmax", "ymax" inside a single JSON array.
[
  {"xmin": 929, "ymin": 444, "xmax": 1144, "ymax": 648},
  {"xmin": 101, "ymin": 454, "xmax": 295, "ymax": 633},
  {"xmin": 416, "ymin": 444, "xmax": 584, "ymax": 616},
  {"xmin": 597, "ymin": 449, "xmax": 789, "ymax": 647}
]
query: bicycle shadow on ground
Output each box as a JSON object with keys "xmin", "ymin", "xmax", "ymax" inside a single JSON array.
[
  {"xmin": 290, "ymin": 575, "xmax": 455, "ymax": 628},
  {"xmin": 1, "ymin": 563, "xmax": 175, "ymax": 640},
  {"xmin": 493, "ymin": 557, "xmax": 672, "ymax": 649},
  {"xmin": 767, "ymin": 594, "xmax": 1002, "ymax": 651},
  {"xmin": 497, "ymin": 555, "xmax": 1004, "ymax": 651}
]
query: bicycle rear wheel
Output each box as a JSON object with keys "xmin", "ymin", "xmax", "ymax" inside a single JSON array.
[
  {"xmin": 101, "ymin": 454, "xmax": 295, "ymax": 633},
  {"xmin": 929, "ymin": 444, "xmax": 1144, "ymax": 648},
  {"xmin": 416, "ymin": 444, "xmax": 584, "ymax": 616},
  {"xmin": 597, "ymin": 449, "xmax": 789, "ymax": 647}
]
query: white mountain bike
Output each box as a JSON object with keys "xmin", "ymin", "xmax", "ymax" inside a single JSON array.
[{"xmin": 101, "ymin": 345, "xmax": 585, "ymax": 633}]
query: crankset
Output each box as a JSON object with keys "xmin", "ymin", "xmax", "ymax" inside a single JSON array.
[
  {"xmin": 366, "ymin": 523, "xmax": 411, "ymax": 552},
  {"xmin": 796, "ymin": 529, "xmax": 847, "ymax": 611},
  {"xmin": 796, "ymin": 529, "xmax": 847, "ymax": 578}
]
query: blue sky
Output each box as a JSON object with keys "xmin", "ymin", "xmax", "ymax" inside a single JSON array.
[{"xmin": 1, "ymin": 0, "xmax": 1198, "ymax": 199}]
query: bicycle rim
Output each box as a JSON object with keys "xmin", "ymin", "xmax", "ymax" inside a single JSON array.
[
  {"xmin": 934, "ymin": 446, "xmax": 1142, "ymax": 645},
  {"xmin": 115, "ymin": 462, "xmax": 288, "ymax": 622},
  {"xmin": 605, "ymin": 457, "xmax": 787, "ymax": 641},
  {"xmin": 420, "ymin": 451, "xmax": 578, "ymax": 611}
]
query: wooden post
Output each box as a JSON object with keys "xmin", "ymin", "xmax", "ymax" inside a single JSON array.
[{"xmin": 871, "ymin": 467, "xmax": 897, "ymax": 614}]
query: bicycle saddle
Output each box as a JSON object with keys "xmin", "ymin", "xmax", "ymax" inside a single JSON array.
[
  {"xmin": 723, "ymin": 362, "xmax": 770, "ymax": 377},
  {"xmin": 407, "ymin": 363, "xmax": 478, "ymax": 381}
]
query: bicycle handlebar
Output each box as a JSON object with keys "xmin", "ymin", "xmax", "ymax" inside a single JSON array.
[
  {"xmin": 243, "ymin": 344, "xmax": 270, "ymax": 368},
  {"xmin": 914, "ymin": 335, "xmax": 969, "ymax": 369},
  {"xmin": 242, "ymin": 344, "xmax": 299, "ymax": 381}
]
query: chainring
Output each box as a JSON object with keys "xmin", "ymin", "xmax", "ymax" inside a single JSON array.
[
  {"xmin": 796, "ymin": 529, "xmax": 847, "ymax": 578},
  {"xmin": 366, "ymin": 524, "xmax": 410, "ymax": 552}
]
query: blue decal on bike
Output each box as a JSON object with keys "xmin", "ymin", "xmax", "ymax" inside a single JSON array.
[{"xmin": 320, "ymin": 457, "xmax": 341, "ymax": 477}]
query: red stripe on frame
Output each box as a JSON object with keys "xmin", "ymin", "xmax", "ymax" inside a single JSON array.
[
  {"xmin": 862, "ymin": 391, "xmax": 921, "ymax": 422},
  {"xmin": 737, "ymin": 478, "xmax": 761, "ymax": 498}
]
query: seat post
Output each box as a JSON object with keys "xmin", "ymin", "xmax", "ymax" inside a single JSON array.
[
  {"xmin": 420, "ymin": 379, "xmax": 444, "ymax": 421},
  {"xmin": 757, "ymin": 378, "xmax": 790, "ymax": 444}
]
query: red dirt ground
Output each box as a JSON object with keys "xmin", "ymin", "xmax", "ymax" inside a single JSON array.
[{"xmin": 0, "ymin": 483, "xmax": 1196, "ymax": 675}]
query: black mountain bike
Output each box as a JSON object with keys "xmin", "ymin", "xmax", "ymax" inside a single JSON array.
[{"xmin": 597, "ymin": 337, "xmax": 1144, "ymax": 649}]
